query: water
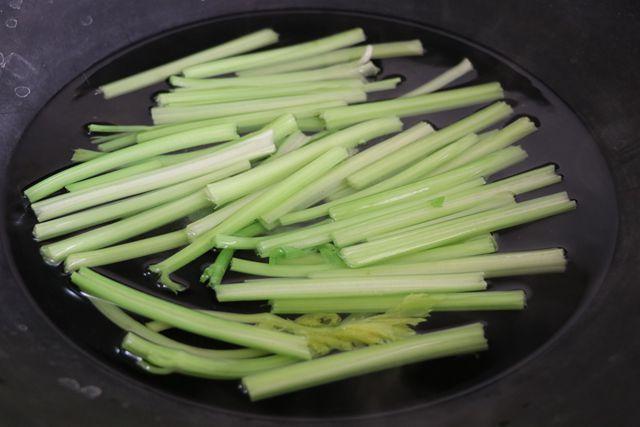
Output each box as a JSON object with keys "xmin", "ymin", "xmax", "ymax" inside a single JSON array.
[{"xmin": 2, "ymin": 11, "xmax": 617, "ymax": 419}]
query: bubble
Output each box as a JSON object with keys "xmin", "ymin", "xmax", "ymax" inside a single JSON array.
[
  {"xmin": 14, "ymin": 86, "xmax": 30, "ymax": 97},
  {"xmin": 9, "ymin": 0, "xmax": 23, "ymax": 10},
  {"xmin": 5, "ymin": 18, "xmax": 17, "ymax": 28},
  {"xmin": 80, "ymin": 15, "xmax": 93, "ymax": 26}
]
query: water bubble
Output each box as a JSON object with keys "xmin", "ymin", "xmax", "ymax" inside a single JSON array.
[
  {"xmin": 9, "ymin": 0, "xmax": 23, "ymax": 10},
  {"xmin": 80, "ymin": 15, "xmax": 93, "ymax": 26},
  {"xmin": 5, "ymin": 18, "xmax": 17, "ymax": 28},
  {"xmin": 16, "ymin": 323, "xmax": 28, "ymax": 332},
  {"xmin": 14, "ymin": 86, "xmax": 30, "ymax": 97}
]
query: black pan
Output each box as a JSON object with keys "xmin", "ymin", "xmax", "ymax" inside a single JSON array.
[{"xmin": 1, "ymin": 1, "xmax": 638, "ymax": 426}]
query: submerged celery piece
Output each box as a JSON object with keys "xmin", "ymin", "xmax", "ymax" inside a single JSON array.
[
  {"xmin": 151, "ymin": 89, "xmax": 367, "ymax": 125},
  {"xmin": 383, "ymin": 235, "xmax": 497, "ymax": 264},
  {"xmin": 215, "ymin": 273, "xmax": 486, "ymax": 301},
  {"xmin": 402, "ymin": 58, "xmax": 475, "ymax": 97},
  {"xmin": 71, "ymin": 269, "xmax": 311, "ymax": 359},
  {"xmin": 238, "ymin": 40, "xmax": 424, "ymax": 76},
  {"xmin": 229, "ymin": 258, "xmax": 334, "ymax": 277},
  {"xmin": 24, "ymin": 123, "xmax": 238, "ymax": 202},
  {"xmin": 182, "ymin": 28, "xmax": 366, "ymax": 78},
  {"xmin": 271, "ymin": 291, "xmax": 525, "ymax": 314},
  {"xmin": 99, "ymin": 29, "xmax": 280, "ymax": 98},
  {"xmin": 241, "ymin": 323, "xmax": 488, "ymax": 401},
  {"xmin": 186, "ymin": 192, "xmax": 264, "ymax": 240},
  {"xmin": 321, "ymin": 82, "xmax": 505, "ymax": 129}
]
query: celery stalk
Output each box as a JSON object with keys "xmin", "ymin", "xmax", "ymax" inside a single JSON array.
[
  {"xmin": 229, "ymin": 258, "xmax": 334, "ymax": 277},
  {"xmin": 401, "ymin": 58, "xmax": 475, "ymax": 97}
]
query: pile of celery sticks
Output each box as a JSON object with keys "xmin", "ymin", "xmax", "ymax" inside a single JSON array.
[{"xmin": 23, "ymin": 28, "xmax": 575, "ymax": 401}]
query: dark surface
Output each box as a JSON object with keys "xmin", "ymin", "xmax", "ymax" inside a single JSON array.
[{"xmin": 0, "ymin": 1, "xmax": 638, "ymax": 426}]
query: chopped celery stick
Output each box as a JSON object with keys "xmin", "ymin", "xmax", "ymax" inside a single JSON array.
[
  {"xmin": 401, "ymin": 58, "xmax": 475, "ymax": 97},
  {"xmin": 230, "ymin": 258, "xmax": 334, "ymax": 277},
  {"xmin": 65, "ymin": 159, "xmax": 163, "ymax": 192},
  {"xmin": 383, "ymin": 235, "xmax": 497, "ymax": 264},
  {"xmin": 88, "ymin": 124, "xmax": 152, "ymax": 133},
  {"xmin": 71, "ymin": 148, "xmax": 104, "ymax": 162}
]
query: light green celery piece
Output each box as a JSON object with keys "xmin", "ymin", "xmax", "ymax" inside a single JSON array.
[
  {"xmin": 271, "ymin": 252, "xmax": 326, "ymax": 266},
  {"xmin": 215, "ymin": 273, "xmax": 487, "ymax": 302},
  {"xmin": 99, "ymin": 29, "xmax": 280, "ymax": 99},
  {"xmin": 24, "ymin": 123, "xmax": 238, "ymax": 202},
  {"xmin": 297, "ymin": 118, "xmax": 325, "ymax": 132},
  {"xmin": 242, "ymin": 323, "xmax": 488, "ymax": 401},
  {"xmin": 182, "ymin": 28, "xmax": 366, "ymax": 78},
  {"xmin": 214, "ymin": 235, "xmax": 262, "ymax": 250},
  {"xmin": 151, "ymin": 89, "xmax": 367, "ymax": 125},
  {"xmin": 340, "ymin": 192, "xmax": 576, "ymax": 267},
  {"xmin": 229, "ymin": 258, "xmax": 334, "ymax": 277},
  {"xmin": 329, "ymin": 146, "xmax": 527, "ymax": 220},
  {"xmin": 331, "ymin": 192, "xmax": 515, "ymax": 247},
  {"xmin": 271, "ymin": 290, "xmax": 525, "ymax": 314},
  {"xmin": 272, "ymin": 132, "xmax": 311, "ymax": 158},
  {"xmin": 262, "ymin": 122, "xmax": 434, "ymax": 226},
  {"xmin": 122, "ymin": 334, "xmax": 296, "ymax": 379},
  {"xmin": 311, "ymin": 248, "xmax": 566, "ymax": 278},
  {"xmin": 64, "ymin": 231, "xmax": 187, "ymax": 272},
  {"xmin": 238, "ymin": 40, "xmax": 424, "ymax": 76},
  {"xmin": 205, "ymin": 117, "xmax": 403, "ymax": 206},
  {"xmin": 34, "ymin": 162, "xmax": 249, "ymax": 241},
  {"xmin": 97, "ymin": 133, "xmax": 140, "ymax": 152},
  {"xmin": 324, "ymin": 183, "xmax": 358, "ymax": 201},
  {"xmin": 430, "ymin": 116, "xmax": 538, "ymax": 175},
  {"xmin": 41, "ymin": 191, "xmax": 211, "ymax": 268},
  {"xmin": 358, "ymin": 133, "xmax": 480, "ymax": 195},
  {"xmin": 321, "ymin": 82, "xmax": 505, "ymax": 129},
  {"xmin": 71, "ymin": 148, "xmax": 104, "ymax": 162},
  {"xmin": 65, "ymin": 159, "xmax": 163, "ymax": 192},
  {"xmin": 401, "ymin": 58, "xmax": 475, "ymax": 97},
  {"xmin": 90, "ymin": 133, "xmax": 128, "ymax": 145},
  {"xmin": 149, "ymin": 147, "xmax": 352, "ymax": 289},
  {"xmin": 347, "ymin": 101, "xmax": 512, "ymax": 190},
  {"xmin": 384, "ymin": 235, "xmax": 497, "ymax": 264},
  {"xmin": 88, "ymin": 124, "xmax": 152, "ymax": 133},
  {"xmin": 71, "ymin": 269, "xmax": 311, "ymax": 359},
  {"xmin": 136, "ymin": 101, "xmax": 345, "ymax": 143},
  {"xmin": 31, "ymin": 131, "xmax": 274, "ymax": 221},
  {"xmin": 90, "ymin": 300, "xmax": 267, "ymax": 359}
]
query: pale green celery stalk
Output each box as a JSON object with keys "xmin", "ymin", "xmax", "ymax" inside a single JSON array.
[
  {"xmin": 357, "ymin": 133, "xmax": 481, "ymax": 195},
  {"xmin": 24, "ymin": 123, "xmax": 238, "ymax": 202},
  {"xmin": 430, "ymin": 116, "xmax": 538, "ymax": 175},
  {"xmin": 149, "ymin": 147, "xmax": 352, "ymax": 289},
  {"xmin": 324, "ymin": 183, "xmax": 357, "ymax": 201},
  {"xmin": 71, "ymin": 269, "xmax": 311, "ymax": 359},
  {"xmin": 214, "ymin": 235, "xmax": 261, "ymax": 250},
  {"xmin": 271, "ymin": 290, "xmax": 524, "ymax": 314},
  {"xmin": 340, "ymin": 192, "xmax": 576, "ymax": 267},
  {"xmin": 347, "ymin": 102, "xmax": 512, "ymax": 190},
  {"xmin": 41, "ymin": 191, "xmax": 210, "ymax": 269},
  {"xmin": 205, "ymin": 117, "xmax": 403, "ymax": 206},
  {"xmin": 295, "ymin": 118, "xmax": 325, "ymax": 132},
  {"xmin": 122, "ymin": 334, "xmax": 296, "ymax": 379},
  {"xmin": 255, "ymin": 181, "xmax": 484, "ymax": 257},
  {"xmin": 71, "ymin": 148, "xmax": 104, "ymax": 162},
  {"xmin": 99, "ymin": 29, "xmax": 280, "ymax": 98},
  {"xmin": 97, "ymin": 134, "xmax": 139, "ymax": 152},
  {"xmin": 311, "ymin": 248, "xmax": 566, "ymax": 278},
  {"xmin": 266, "ymin": 123, "xmax": 434, "ymax": 226},
  {"xmin": 88, "ymin": 124, "xmax": 152, "ymax": 133},
  {"xmin": 200, "ymin": 223, "xmax": 266, "ymax": 287},
  {"xmin": 272, "ymin": 132, "xmax": 311, "ymax": 158},
  {"xmin": 186, "ymin": 192, "xmax": 264, "ymax": 241},
  {"xmin": 215, "ymin": 273, "xmax": 487, "ymax": 302},
  {"xmin": 31, "ymin": 131, "xmax": 274, "ymax": 221},
  {"xmin": 331, "ymin": 192, "xmax": 515, "ymax": 247},
  {"xmin": 90, "ymin": 133, "xmax": 128, "ymax": 144},
  {"xmin": 182, "ymin": 28, "xmax": 366, "ymax": 78},
  {"xmin": 173, "ymin": 61, "xmax": 376, "ymax": 89},
  {"xmin": 329, "ymin": 146, "xmax": 527, "ymax": 221},
  {"xmin": 64, "ymin": 231, "xmax": 188, "ymax": 272},
  {"xmin": 229, "ymin": 258, "xmax": 334, "ymax": 277},
  {"xmin": 242, "ymin": 322, "xmax": 487, "ymax": 401},
  {"xmin": 90, "ymin": 300, "xmax": 267, "ymax": 359},
  {"xmin": 401, "ymin": 58, "xmax": 474, "ymax": 97},
  {"xmin": 34, "ymin": 163, "xmax": 249, "ymax": 241},
  {"xmin": 151, "ymin": 89, "xmax": 367, "ymax": 125},
  {"xmin": 156, "ymin": 78, "xmax": 392, "ymax": 106},
  {"xmin": 383, "ymin": 235, "xmax": 497, "ymax": 264},
  {"xmin": 321, "ymin": 82, "xmax": 505, "ymax": 129},
  {"xmin": 238, "ymin": 40, "xmax": 424, "ymax": 76},
  {"xmin": 136, "ymin": 101, "xmax": 344, "ymax": 143},
  {"xmin": 65, "ymin": 159, "xmax": 164, "ymax": 192},
  {"xmin": 271, "ymin": 253, "xmax": 326, "ymax": 266}
]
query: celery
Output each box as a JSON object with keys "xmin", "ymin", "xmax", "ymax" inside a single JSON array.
[
  {"xmin": 88, "ymin": 124, "xmax": 152, "ymax": 133},
  {"xmin": 229, "ymin": 258, "xmax": 334, "ymax": 277},
  {"xmin": 97, "ymin": 133, "xmax": 140, "ymax": 152},
  {"xmin": 65, "ymin": 159, "xmax": 163, "ymax": 192},
  {"xmin": 71, "ymin": 269, "xmax": 311, "ymax": 359},
  {"xmin": 24, "ymin": 123, "xmax": 237, "ymax": 202},
  {"xmin": 381, "ymin": 235, "xmax": 497, "ymax": 264},
  {"xmin": 238, "ymin": 40, "xmax": 424, "ymax": 76},
  {"xmin": 182, "ymin": 28, "xmax": 366, "ymax": 78},
  {"xmin": 99, "ymin": 29, "xmax": 280, "ymax": 98},
  {"xmin": 321, "ymin": 82, "xmax": 505, "ymax": 129},
  {"xmin": 402, "ymin": 58, "xmax": 475, "ymax": 97},
  {"xmin": 271, "ymin": 132, "xmax": 311, "ymax": 158},
  {"xmin": 71, "ymin": 148, "xmax": 104, "ymax": 162},
  {"xmin": 241, "ymin": 323, "xmax": 487, "ymax": 401}
]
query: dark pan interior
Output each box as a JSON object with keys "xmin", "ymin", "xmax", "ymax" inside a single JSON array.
[{"xmin": 1, "ymin": 9, "xmax": 619, "ymax": 421}]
